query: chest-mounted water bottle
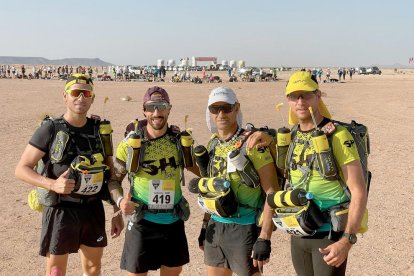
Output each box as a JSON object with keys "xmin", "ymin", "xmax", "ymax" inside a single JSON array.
[
  {"xmin": 99, "ymin": 120, "xmax": 113, "ymax": 156},
  {"xmin": 276, "ymin": 127, "xmax": 291, "ymax": 170},
  {"xmin": 229, "ymin": 148, "xmax": 260, "ymax": 188},
  {"xmin": 308, "ymin": 107, "xmax": 338, "ymax": 180},
  {"xmin": 311, "ymin": 130, "xmax": 338, "ymax": 180},
  {"xmin": 180, "ymin": 130, "xmax": 194, "ymax": 168},
  {"xmin": 194, "ymin": 145, "xmax": 209, "ymax": 177},
  {"xmin": 126, "ymin": 132, "xmax": 142, "ymax": 173}
]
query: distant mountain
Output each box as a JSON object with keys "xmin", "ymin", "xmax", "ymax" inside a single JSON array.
[{"xmin": 0, "ymin": 56, "xmax": 113, "ymax": 66}]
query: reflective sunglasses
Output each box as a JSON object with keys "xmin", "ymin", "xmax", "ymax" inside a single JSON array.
[
  {"xmin": 287, "ymin": 91, "xmax": 317, "ymax": 102},
  {"xmin": 67, "ymin": 89, "xmax": 94, "ymax": 98},
  {"xmin": 144, "ymin": 102, "xmax": 171, "ymax": 112},
  {"xmin": 208, "ymin": 103, "xmax": 236, "ymax": 114}
]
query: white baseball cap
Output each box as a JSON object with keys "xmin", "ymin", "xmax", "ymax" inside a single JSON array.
[{"xmin": 207, "ymin": 87, "xmax": 238, "ymax": 106}]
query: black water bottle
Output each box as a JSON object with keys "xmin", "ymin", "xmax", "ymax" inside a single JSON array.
[
  {"xmin": 194, "ymin": 145, "xmax": 210, "ymax": 177},
  {"xmin": 188, "ymin": 177, "xmax": 230, "ymax": 194},
  {"xmin": 267, "ymin": 189, "xmax": 313, "ymax": 208}
]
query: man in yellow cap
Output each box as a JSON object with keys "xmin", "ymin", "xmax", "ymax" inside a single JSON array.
[{"xmin": 247, "ymin": 71, "xmax": 367, "ymax": 275}]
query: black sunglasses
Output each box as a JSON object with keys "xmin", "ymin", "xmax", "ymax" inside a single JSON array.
[
  {"xmin": 208, "ymin": 103, "xmax": 236, "ymax": 114},
  {"xmin": 144, "ymin": 102, "xmax": 171, "ymax": 112}
]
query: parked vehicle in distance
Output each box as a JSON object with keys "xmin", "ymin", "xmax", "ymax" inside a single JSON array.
[
  {"xmin": 219, "ymin": 64, "xmax": 231, "ymax": 71},
  {"xmin": 358, "ymin": 67, "xmax": 367, "ymax": 75},
  {"xmin": 127, "ymin": 66, "xmax": 141, "ymax": 75},
  {"xmin": 366, "ymin": 66, "xmax": 382, "ymax": 75},
  {"xmin": 238, "ymin": 66, "xmax": 262, "ymax": 76}
]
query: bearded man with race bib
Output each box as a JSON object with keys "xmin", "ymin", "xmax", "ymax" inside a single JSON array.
[{"xmin": 109, "ymin": 86, "xmax": 199, "ymax": 276}]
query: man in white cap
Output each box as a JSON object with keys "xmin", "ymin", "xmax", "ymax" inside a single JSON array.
[
  {"xmin": 197, "ymin": 87, "xmax": 279, "ymax": 276},
  {"xmin": 247, "ymin": 71, "xmax": 367, "ymax": 276}
]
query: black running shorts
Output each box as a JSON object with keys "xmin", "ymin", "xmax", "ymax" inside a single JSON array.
[
  {"xmin": 204, "ymin": 220, "xmax": 259, "ymax": 276},
  {"xmin": 120, "ymin": 219, "xmax": 189, "ymax": 274},
  {"xmin": 39, "ymin": 201, "xmax": 107, "ymax": 256}
]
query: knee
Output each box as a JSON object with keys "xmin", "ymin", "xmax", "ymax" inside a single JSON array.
[
  {"xmin": 161, "ymin": 266, "xmax": 183, "ymax": 276},
  {"xmin": 82, "ymin": 269, "xmax": 101, "ymax": 276},
  {"xmin": 83, "ymin": 263, "xmax": 101, "ymax": 276}
]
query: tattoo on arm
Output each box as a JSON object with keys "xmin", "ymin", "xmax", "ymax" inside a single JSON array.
[
  {"xmin": 112, "ymin": 158, "xmax": 127, "ymax": 180},
  {"xmin": 109, "ymin": 158, "xmax": 127, "ymax": 200}
]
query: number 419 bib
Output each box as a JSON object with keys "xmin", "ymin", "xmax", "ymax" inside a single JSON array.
[{"xmin": 148, "ymin": 180, "xmax": 175, "ymax": 210}]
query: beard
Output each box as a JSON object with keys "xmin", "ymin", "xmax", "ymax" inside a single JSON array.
[{"xmin": 147, "ymin": 115, "xmax": 168, "ymax": 130}]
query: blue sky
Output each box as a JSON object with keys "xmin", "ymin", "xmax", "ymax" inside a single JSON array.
[{"xmin": 1, "ymin": 0, "xmax": 412, "ymax": 67}]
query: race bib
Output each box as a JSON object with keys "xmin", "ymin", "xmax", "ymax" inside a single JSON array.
[
  {"xmin": 74, "ymin": 172, "xmax": 104, "ymax": 195},
  {"xmin": 197, "ymin": 195, "xmax": 221, "ymax": 217},
  {"xmin": 272, "ymin": 215, "xmax": 312, "ymax": 236},
  {"xmin": 148, "ymin": 180, "xmax": 175, "ymax": 210}
]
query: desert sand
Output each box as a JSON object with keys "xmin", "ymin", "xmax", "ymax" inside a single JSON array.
[{"xmin": 0, "ymin": 69, "xmax": 413, "ymax": 275}]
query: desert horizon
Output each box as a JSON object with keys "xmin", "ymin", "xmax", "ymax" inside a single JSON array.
[{"xmin": 1, "ymin": 69, "xmax": 413, "ymax": 275}]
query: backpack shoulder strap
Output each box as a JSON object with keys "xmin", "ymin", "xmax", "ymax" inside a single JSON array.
[
  {"xmin": 169, "ymin": 124, "xmax": 181, "ymax": 135},
  {"xmin": 37, "ymin": 116, "xmax": 57, "ymax": 176},
  {"xmin": 286, "ymin": 124, "xmax": 299, "ymax": 170},
  {"xmin": 322, "ymin": 120, "xmax": 352, "ymax": 199}
]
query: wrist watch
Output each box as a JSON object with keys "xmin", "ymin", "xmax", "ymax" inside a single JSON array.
[{"xmin": 342, "ymin": 233, "xmax": 357, "ymax": 244}]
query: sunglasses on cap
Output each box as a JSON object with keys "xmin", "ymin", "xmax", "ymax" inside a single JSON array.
[
  {"xmin": 67, "ymin": 89, "xmax": 94, "ymax": 98},
  {"xmin": 144, "ymin": 102, "xmax": 171, "ymax": 112},
  {"xmin": 287, "ymin": 91, "xmax": 317, "ymax": 102},
  {"xmin": 208, "ymin": 103, "xmax": 236, "ymax": 114}
]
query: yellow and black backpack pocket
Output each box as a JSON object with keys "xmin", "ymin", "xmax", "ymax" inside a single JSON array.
[
  {"xmin": 197, "ymin": 189, "xmax": 238, "ymax": 217},
  {"xmin": 69, "ymin": 153, "xmax": 110, "ymax": 194},
  {"xmin": 272, "ymin": 200, "xmax": 326, "ymax": 236}
]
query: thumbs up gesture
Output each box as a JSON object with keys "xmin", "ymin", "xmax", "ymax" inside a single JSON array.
[
  {"xmin": 120, "ymin": 192, "xmax": 136, "ymax": 215},
  {"xmin": 52, "ymin": 169, "xmax": 75, "ymax": 194}
]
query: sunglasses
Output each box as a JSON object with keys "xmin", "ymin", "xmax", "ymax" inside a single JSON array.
[
  {"xmin": 144, "ymin": 102, "xmax": 171, "ymax": 112},
  {"xmin": 287, "ymin": 91, "xmax": 317, "ymax": 102},
  {"xmin": 67, "ymin": 89, "xmax": 94, "ymax": 98},
  {"xmin": 208, "ymin": 103, "xmax": 236, "ymax": 114}
]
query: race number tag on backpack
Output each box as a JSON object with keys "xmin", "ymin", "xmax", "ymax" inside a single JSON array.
[
  {"xmin": 148, "ymin": 180, "xmax": 175, "ymax": 210},
  {"xmin": 272, "ymin": 215, "xmax": 311, "ymax": 236},
  {"xmin": 74, "ymin": 172, "xmax": 104, "ymax": 195}
]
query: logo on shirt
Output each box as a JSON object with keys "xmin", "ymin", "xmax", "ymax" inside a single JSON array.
[
  {"xmin": 142, "ymin": 157, "xmax": 178, "ymax": 176},
  {"xmin": 344, "ymin": 140, "xmax": 355, "ymax": 148}
]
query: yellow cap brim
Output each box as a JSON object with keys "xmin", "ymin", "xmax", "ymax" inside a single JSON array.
[
  {"xmin": 288, "ymin": 99, "xmax": 331, "ymax": 125},
  {"xmin": 65, "ymin": 83, "xmax": 93, "ymax": 92}
]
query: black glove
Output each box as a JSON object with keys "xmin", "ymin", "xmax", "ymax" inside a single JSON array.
[
  {"xmin": 198, "ymin": 227, "xmax": 206, "ymax": 247},
  {"xmin": 252, "ymin": 238, "xmax": 271, "ymax": 261}
]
